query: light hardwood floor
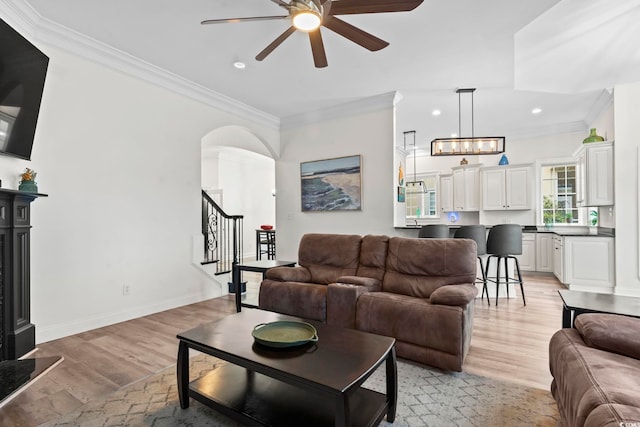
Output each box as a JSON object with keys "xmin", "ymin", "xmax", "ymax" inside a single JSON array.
[{"xmin": 0, "ymin": 272, "xmax": 565, "ymax": 426}]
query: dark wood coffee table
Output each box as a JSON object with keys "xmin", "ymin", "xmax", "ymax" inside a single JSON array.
[
  {"xmin": 558, "ymin": 289, "xmax": 640, "ymax": 328},
  {"xmin": 177, "ymin": 308, "xmax": 397, "ymax": 427}
]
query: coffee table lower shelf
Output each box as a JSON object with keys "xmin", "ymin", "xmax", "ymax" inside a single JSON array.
[{"xmin": 189, "ymin": 364, "xmax": 389, "ymax": 427}]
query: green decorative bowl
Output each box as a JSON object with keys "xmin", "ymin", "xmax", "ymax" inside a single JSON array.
[{"xmin": 583, "ymin": 128, "xmax": 605, "ymax": 144}]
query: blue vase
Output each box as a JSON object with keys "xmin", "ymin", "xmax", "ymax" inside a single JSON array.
[{"xmin": 499, "ymin": 154, "xmax": 509, "ymax": 165}]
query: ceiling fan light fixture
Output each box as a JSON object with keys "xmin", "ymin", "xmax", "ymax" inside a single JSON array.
[{"xmin": 292, "ymin": 10, "xmax": 321, "ymax": 31}]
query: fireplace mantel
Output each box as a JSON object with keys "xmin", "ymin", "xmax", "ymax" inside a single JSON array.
[{"xmin": 0, "ymin": 188, "xmax": 48, "ymax": 360}]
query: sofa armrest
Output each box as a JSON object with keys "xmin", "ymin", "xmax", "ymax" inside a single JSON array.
[
  {"xmin": 335, "ymin": 275, "xmax": 382, "ymax": 292},
  {"xmin": 327, "ymin": 282, "xmax": 377, "ymax": 329},
  {"xmin": 576, "ymin": 313, "xmax": 640, "ymax": 360},
  {"xmin": 430, "ymin": 284, "xmax": 478, "ymax": 306},
  {"xmin": 264, "ymin": 266, "xmax": 311, "ymax": 282}
]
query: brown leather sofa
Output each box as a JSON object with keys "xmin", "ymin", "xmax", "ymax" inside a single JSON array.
[
  {"xmin": 259, "ymin": 233, "xmax": 478, "ymax": 371},
  {"xmin": 549, "ymin": 313, "xmax": 640, "ymax": 426}
]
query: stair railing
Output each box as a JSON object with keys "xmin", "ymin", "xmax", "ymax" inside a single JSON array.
[{"xmin": 201, "ymin": 190, "xmax": 243, "ymax": 275}]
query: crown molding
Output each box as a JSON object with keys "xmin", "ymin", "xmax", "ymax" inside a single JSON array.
[
  {"xmin": 584, "ymin": 89, "xmax": 614, "ymax": 126},
  {"xmin": 281, "ymin": 91, "xmax": 400, "ymax": 130},
  {"xmin": 0, "ymin": 0, "xmax": 280, "ymax": 131}
]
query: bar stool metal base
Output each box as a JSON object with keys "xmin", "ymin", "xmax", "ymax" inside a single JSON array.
[{"xmin": 484, "ymin": 255, "xmax": 526, "ymax": 306}]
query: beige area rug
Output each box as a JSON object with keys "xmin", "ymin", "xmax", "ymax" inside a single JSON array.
[{"xmin": 43, "ymin": 355, "xmax": 559, "ymax": 427}]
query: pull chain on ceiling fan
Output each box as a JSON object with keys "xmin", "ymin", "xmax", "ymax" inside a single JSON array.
[{"xmin": 201, "ymin": 0, "xmax": 424, "ymax": 68}]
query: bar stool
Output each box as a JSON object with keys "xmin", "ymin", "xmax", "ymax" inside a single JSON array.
[
  {"xmin": 418, "ymin": 224, "xmax": 449, "ymax": 238},
  {"xmin": 485, "ymin": 224, "xmax": 526, "ymax": 306},
  {"xmin": 454, "ymin": 225, "xmax": 488, "ymax": 304},
  {"xmin": 256, "ymin": 229, "xmax": 276, "ymax": 260}
]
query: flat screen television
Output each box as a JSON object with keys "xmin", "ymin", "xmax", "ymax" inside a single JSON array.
[{"xmin": 0, "ymin": 18, "xmax": 49, "ymax": 160}]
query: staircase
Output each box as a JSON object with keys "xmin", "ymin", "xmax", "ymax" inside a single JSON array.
[{"xmin": 201, "ymin": 190, "xmax": 243, "ymax": 275}]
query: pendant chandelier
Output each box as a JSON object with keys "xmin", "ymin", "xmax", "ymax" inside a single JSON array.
[
  {"xmin": 430, "ymin": 88, "xmax": 505, "ymax": 156},
  {"xmin": 403, "ymin": 130, "xmax": 426, "ymax": 193}
]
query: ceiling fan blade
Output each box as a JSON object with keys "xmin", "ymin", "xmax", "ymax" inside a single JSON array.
[
  {"xmin": 270, "ymin": 0, "xmax": 291, "ymax": 9},
  {"xmin": 309, "ymin": 29, "xmax": 328, "ymax": 68},
  {"xmin": 201, "ymin": 16, "xmax": 288, "ymax": 25},
  {"xmin": 323, "ymin": 16, "xmax": 389, "ymax": 51},
  {"xmin": 256, "ymin": 26, "xmax": 297, "ymax": 61},
  {"xmin": 329, "ymin": 0, "xmax": 423, "ymax": 15}
]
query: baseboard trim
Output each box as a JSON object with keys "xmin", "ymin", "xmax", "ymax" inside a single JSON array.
[{"xmin": 35, "ymin": 290, "xmax": 222, "ymax": 344}]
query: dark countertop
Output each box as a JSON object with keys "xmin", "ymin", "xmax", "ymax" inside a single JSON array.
[{"xmin": 396, "ymin": 225, "xmax": 615, "ymax": 237}]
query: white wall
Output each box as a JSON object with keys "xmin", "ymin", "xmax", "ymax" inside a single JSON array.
[
  {"xmin": 0, "ymin": 44, "xmax": 279, "ymax": 343},
  {"xmin": 613, "ymin": 81, "xmax": 640, "ymax": 296},
  {"xmin": 276, "ymin": 103, "xmax": 396, "ymax": 261}
]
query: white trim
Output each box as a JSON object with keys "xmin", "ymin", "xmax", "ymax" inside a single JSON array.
[
  {"xmin": 35, "ymin": 289, "xmax": 221, "ymax": 344},
  {"xmin": 0, "ymin": 0, "xmax": 280, "ymax": 131},
  {"xmin": 584, "ymin": 89, "xmax": 614, "ymax": 126},
  {"xmin": 281, "ymin": 92, "xmax": 399, "ymax": 130}
]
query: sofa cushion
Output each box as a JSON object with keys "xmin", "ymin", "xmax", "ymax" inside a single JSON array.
[
  {"xmin": 259, "ymin": 280, "xmax": 327, "ymax": 322},
  {"xmin": 356, "ymin": 234, "xmax": 389, "ymax": 281},
  {"xmin": 549, "ymin": 328, "xmax": 640, "ymax": 427},
  {"xmin": 356, "ymin": 292, "xmax": 465, "ymax": 356},
  {"xmin": 298, "ymin": 233, "xmax": 362, "ymax": 284},
  {"xmin": 576, "ymin": 313, "xmax": 640, "ymax": 361},
  {"xmin": 430, "ymin": 284, "xmax": 478, "ymax": 306},
  {"xmin": 383, "ymin": 237, "xmax": 477, "ymax": 298}
]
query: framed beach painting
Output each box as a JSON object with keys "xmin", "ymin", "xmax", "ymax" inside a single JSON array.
[{"xmin": 300, "ymin": 155, "xmax": 362, "ymax": 211}]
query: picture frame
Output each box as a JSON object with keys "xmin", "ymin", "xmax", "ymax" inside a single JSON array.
[
  {"xmin": 300, "ymin": 155, "xmax": 361, "ymax": 211},
  {"xmin": 397, "ymin": 186, "xmax": 405, "ymax": 203}
]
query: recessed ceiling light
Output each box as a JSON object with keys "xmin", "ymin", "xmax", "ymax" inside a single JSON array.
[
  {"xmin": 233, "ymin": 61, "xmax": 246, "ymax": 70},
  {"xmin": 450, "ymin": 133, "xmax": 458, "ymax": 138},
  {"xmin": 432, "ymin": 109, "xmax": 441, "ymax": 116},
  {"xmin": 532, "ymin": 107, "xmax": 542, "ymax": 114}
]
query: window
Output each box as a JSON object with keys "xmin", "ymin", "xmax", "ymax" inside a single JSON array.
[
  {"xmin": 405, "ymin": 174, "xmax": 438, "ymax": 218},
  {"xmin": 541, "ymin": 164, "xmax": 580, "ymax": 225}
]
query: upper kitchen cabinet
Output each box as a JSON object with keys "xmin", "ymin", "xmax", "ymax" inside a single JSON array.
[
  {"xmin": 575, "ymin": 141, "xmax": 614, "ymax": 207},
  {"xmin": 440, "ymin": 174, "xmax": 453, "ymax": 213},
  {"xmin": 481, "ymin": 164, "xmax": 532, "ymax": 210},
  {"xmin": 452, "ymin": 165, "xmax": 481, "ymax": 211}
]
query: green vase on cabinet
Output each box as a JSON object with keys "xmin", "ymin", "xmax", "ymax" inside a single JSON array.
[{"xmin": 583, "ymin": 128, "xmax": 605, "ymax": 144}]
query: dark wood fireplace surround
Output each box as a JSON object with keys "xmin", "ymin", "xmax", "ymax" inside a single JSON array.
[{"xmin": 0, "ymin": 188, "xmax": 46, "ymax": 361}]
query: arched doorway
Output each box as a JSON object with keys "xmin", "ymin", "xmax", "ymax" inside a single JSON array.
[{"xmin": 201, "ymin": 125, "xmax": 276, "ymax": 262}]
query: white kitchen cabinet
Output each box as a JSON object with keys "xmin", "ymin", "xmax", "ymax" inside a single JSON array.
[
  {"xmin": 553, "ymin": 235, "xmax": 565, "ymax": 284},
  {"xmin": 440, "ymin": 174, "xmax": 453, "ymax": 212},
  {"xmin": 516, "ymin": 233, "xmax": 536, "ymax": 272},
  {"xmin": 452, "ymin": 165, "xmax": 480, "ymax": 211},
  {"xmin": 564, "ymin": 236, "xmax": 615, "ymax": 292},
  {"xmin": 481, "ymin": 165, "xmax": 532, "ymax": 210},
  {"xmin": 575, "ymin": 141, "xmax": 614, "ymax": 207},
  {"xmin": 536, "ymin": 233, "xmax": 554, "ymax": 272}
]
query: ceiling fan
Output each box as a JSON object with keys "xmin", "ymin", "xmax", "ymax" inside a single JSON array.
[{"xmin": 201, "ymin": 0, "xmax": 424, "ymax": 68}]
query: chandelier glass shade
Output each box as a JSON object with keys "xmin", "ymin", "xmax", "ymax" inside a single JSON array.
[{"xmin": 431, "ymin": 136, "xmax": 505, "ymax": 156}]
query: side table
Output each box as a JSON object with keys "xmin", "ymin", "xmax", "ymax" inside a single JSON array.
[
  {"xmin": 232, "ymin": 260, "xmax": 296, "ymax": 312},
  {"xmin": 558, "ymin": 289, "xmax": 640, "ymax": 328}
]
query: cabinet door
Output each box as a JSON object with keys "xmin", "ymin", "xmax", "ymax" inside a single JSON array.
[
  {"xmin": 553, "ymin": 236, "xmax": 564, "ymax": 283},
  {"xmin": 481, "ymin": 169, "xmax": 506, "ymax": 210},
  {"xmin": 564, "ymin": 237, "xmax": 615, "ymax": 292},
  {"xmin": 453, "ymin": 169, "xmax": 465, "ymax": 210},
  {"xmin": 516, "ymin": 235, "xmax": 536, "ymax": 271},
  {"xmin": 463, "ymin": 167, "xmax": 480, "ymax": 211},
  {"xmin": 505, "ymin": 167, "xmax": 531, "ymax": 210},
  {"xmin": 440, "ymin": 175, "xmax": 453, "ymax": 212},
  {"xmin": 585, "ymin": 144, "xmax": 614, "ymax": 206},
  {"xmin": 535, "ymin": 233, "xmax": 554, "ymax": 272},
  {"xmin": 575, "ymin": 150, "xmax": 586, "ymax": 207}
]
